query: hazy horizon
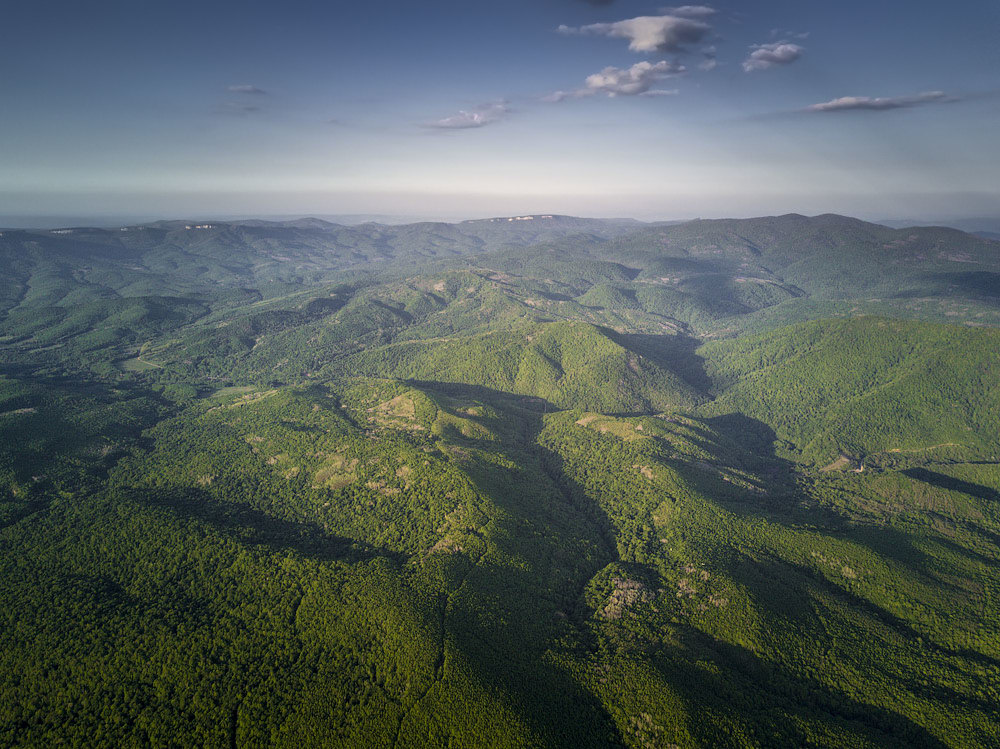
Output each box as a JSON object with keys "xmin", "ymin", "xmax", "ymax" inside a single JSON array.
[
  {"xmin": 3, "ymin": 204, "xmax": 1000, "ymax": 232},
  {"xmin": 4, "ymin": 0, "xmax": 998, "ymax": 221}
]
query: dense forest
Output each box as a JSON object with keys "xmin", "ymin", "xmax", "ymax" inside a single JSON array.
[{"xmin": 1, "ymin": 213, "xmax": 998, "ymax": 747}]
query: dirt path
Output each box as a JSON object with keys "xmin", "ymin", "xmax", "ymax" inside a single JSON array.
[{"xmin": 887, "ymin": 443, "xmax": 959, "ymax": 454}]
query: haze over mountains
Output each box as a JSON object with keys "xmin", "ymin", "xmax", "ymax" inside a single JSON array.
[{"xmin": 3, "ymin": 213, "xmax": 997, "ymax": 354}]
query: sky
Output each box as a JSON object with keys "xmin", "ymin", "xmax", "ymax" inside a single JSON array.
[{"xmin": 2, "ymin": 0, "xmax": 999, "ymax": 222}]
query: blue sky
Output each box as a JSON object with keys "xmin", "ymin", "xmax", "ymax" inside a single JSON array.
[{"xmin": 2, "ymin": 0, "xmax": 998, "ymax": 220}]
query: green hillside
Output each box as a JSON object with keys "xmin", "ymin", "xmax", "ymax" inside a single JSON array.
[
  {"xmin": 1, "ymin": 214, "xmax": 999, "ymax": 747},
  {"xmin": 334, "ymin": 321, "xmax": 704, "ymax": 413},
  {"xmin": 3, "ymin": 377, "xmax": 998, "ymax": 746},
  {"xmin": 700, "ymin": 317, "xmax": 1000, "ymax": 466}
]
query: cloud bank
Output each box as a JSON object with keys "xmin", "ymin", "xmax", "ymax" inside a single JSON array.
[{"xmin": 807, "ymin": 91, "xmax": 954, "ymax": 112}]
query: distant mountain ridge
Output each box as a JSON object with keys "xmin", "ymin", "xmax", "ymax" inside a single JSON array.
[{"xmin": 3, "ymin": 213, "xmax": 997, "ymax": 360}]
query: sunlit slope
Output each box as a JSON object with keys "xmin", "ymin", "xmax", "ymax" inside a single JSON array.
[
  {"xmin": 107, "ymin": 271, "xmax": 689, "ymax": 384},
  {"xmin": 2, "ymin": 374, "xmax": 998, "ymax": 746},
  {"xmin": 333, "ymin": 321, "xmax": 705, "ymax": 413},
  {"xmin": 700, "ymin": 317, "xmax": 1000, "ymax": 466},
  {"xmin": 0, "ymin": 381, "xmax": 636, "ymax": 746}
]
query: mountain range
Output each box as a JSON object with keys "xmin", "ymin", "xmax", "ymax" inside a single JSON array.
[{"xmin": 1, "ymin": 213, "xmax": 998, "ymax": 747}]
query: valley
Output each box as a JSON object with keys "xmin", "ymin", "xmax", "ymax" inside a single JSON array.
[{"xmin": 1, "ymin": 214, "xmax": 998, "ymax": 747}]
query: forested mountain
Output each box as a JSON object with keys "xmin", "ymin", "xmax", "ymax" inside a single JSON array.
[{"xmin": 1, "ymin": 214, "xmax": 999, "ymax": 747}]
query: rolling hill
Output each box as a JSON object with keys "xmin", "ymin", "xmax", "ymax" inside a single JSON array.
[{"xmin": 1, "ymin": 213, "xmax": 999, "ymax": 747}]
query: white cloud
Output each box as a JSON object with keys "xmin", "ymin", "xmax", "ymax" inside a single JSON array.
[
  {"xmin": 662, "ymin": 5, "xmax": 716, "ymax": 18},
  {"xmin": 427, "ymin": 102, "xmax": 509, "ymax": 129},
  {"xmin": 545, "ymin": 61, "xmax": 685, "ymax": 101},
  {"xmin": 559, "ymin": 14, "xmax": 712, "ymax": 53},
  {"xmin": 807, "ymin": 91, "xmax": 954, "ymax": 112},
  {"xmin": 742, "ymin": 42, "xmax": 803, "ymax": 72},
  {"xmin": 698, "ymin": 44, "xmax": 718, "ymax": 70},
  {"xmin": 586, "ymin": 61, "xmax": 684, "ymax": 95},
  {"xmin": 227, "ymin": 84, "xmax": 267, "ymax": 95}
]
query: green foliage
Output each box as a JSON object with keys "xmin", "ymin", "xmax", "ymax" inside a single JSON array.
[
  {"xmin": 333, "ymin": 321, "xmax": 703, "ymax": 413},
  {"xmin": 700, "ymin": 317, "xmax": 1000, "ymax": 466},
  {"xmin": 2, "ymin": 214, "xmax": 1000, "ymax": 746}
]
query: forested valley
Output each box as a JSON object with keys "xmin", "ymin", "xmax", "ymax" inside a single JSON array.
[{"xmin": 2, "ymin": 213, "xmax": 999, "ymax": 747}]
